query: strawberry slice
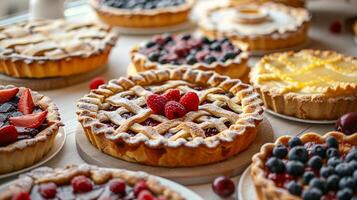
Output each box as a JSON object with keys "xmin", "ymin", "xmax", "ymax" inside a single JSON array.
[
  {"xmin": 0, "ymin": 125, "xmax": 18, "ymax": 146},
  {"xmin": 18, "ymin": 88, "xmax": 35, "ymax": 114},
  {"xmin": 9, "ymin": 110, "xmax": 48, "ymax": 128},
  {"xmin": 0, "ymin": 87, "xmax": 19, "ymax": 104}
]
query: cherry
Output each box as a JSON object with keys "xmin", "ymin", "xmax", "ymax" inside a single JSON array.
[
  {"xmin": 89, "ymin": 77, "xmax": 106, "ymax": 90},
  {"xmin": 39, "ymin": 182, "xmax": 57, "ymax": 198},
  {"xmin": 335, "ymin": 112, "xmax": 357, "ymax": 135},
  {"xmin": 134, "ymin": 181, "xmax": 149, "ymax": 197},
  {"xmin": 138, "ymin": 190, "xmax": 155, "ymax": 200},
  {"xmin": 212, "ymin": 176, "xmax": 235, "ymax": 198},
  {"xmin": 12, "ymin": 192, "xmax": 31, "ymax": 200},
  {"xmin": 71, "ymin": 175, "xmax": 93, "ymax": 193},
  {"xmin": 109, "ymin": 178, "xmax": 126, "ymax": 195}
]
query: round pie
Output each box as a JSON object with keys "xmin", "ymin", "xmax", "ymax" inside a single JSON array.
[
  {"xmin": 251, "ymin": 131, "xmax": 357, "ymax": 200},
  {"xmin": 130, "ymin": 33, "xmax": 249, "ymax": 80},
  {"xmin": 77, "ymin": 68, "xmax": 263, "ymax": 167},
  {"xmin": 90, "ymin": 0, "xmax": 194, "ymax": 28},
  {"xmin": 229, "ymin": 0, "xmax": 305, "ymax": 8},
  {"xmin": 0, "ymin": 85, "xmax": 62, "ymax": 174},
  {"xmin": 250, "ymin": 50, "xmax": 357, "ymax": 120},
  {"xmin": 0, "ymin": 164, "xmax": 184, "ymax": 200},
  {"xmin": 197, "ymin": 1, "xmax": 310, "ymax": 51},
  {"xmin": 0, "ymin": 19, "xmax": 117, "ymax": 78}
]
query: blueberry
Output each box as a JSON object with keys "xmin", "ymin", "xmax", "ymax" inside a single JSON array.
[
  {"xmin": 328, "ymin": 157, "xmax": 342, "ymax": 167},
  {"xmin": 326, "ymin": 148, "xmax": 340, "ymax": 158},
  {"xmin": 162, "ymin": 34, "xmax": 173, "ymax": 43},
  {"xmin": 336, "ymin": 163, "xmax": 353, "ymax": 177},
  {"xmin": 303, "ymin": 171, "xmax": 315, "ymax": 184},
  {"xmin": 286, "ymin": 181, "xmax": 302, "ymax": 196},
  {"xmin": 345, "ymin": 149, "xmax": 357, "ymax": 162},
  {"xmin": 337, "ymin": 188, "xmax": 353, "ymax": 200},
  {"xmin": 266, "ymin": 157, "xmax": 285, "ymax": 173},
  {"xmin": 202, "ymin": 37, "xmax": 211, "ymax": 44},
  {"xmin": 221, "ymin": 52, "xmax": 237, "ymax": 62},
  {"xmin": 339, "ymin": 177, "xmax": 356, "ymax": 191},
  {"xmin": 210, "ymin": 42, "xmax": 222, "ymax": 51},
  {"xmin": 320, "ymin": 166, "xmax": 335, "ymax": 178},
  {"xmin": 272, "ymin": 144, "xmax": 288, "ymax": 159},
  {"xmin": 180, "ymin": 34, "xmax": 191, "ymax": 40},
  {"xmin": 309, "ymin": 178, "xmax": 327, "ymax": 193},
  {"xmin": 288, "ymin": 146, "xmax": 308, "ymax": 163},
  {"xmin": 302, "ymin": 188, "xmax": 322, "ymax": 200},
  {"xmin": 145, "ymin": 41, "xmax": 156, "ymax": 48},
  {"xmin": 286, "ymin": 161, "xmax": 305, "ymax": 176},
  {"xmin": 186, "ymin": 55, "xmax": 197, "ymax": 65},
  {"xmin": 308, "ymin": 156, "xmax": 323, "ymax": 169},
  {"xmin": 327, "ymin": 175, "xmax": 340, "ymax": 191},
  {"xmin": 326, "ymin": 136, "xmax": 339, "ymax": 149},
  {"xmin": 288, "ymin": 137, "xmax": 302, "ymax": 148},
  {"xmin": 311, "ymin": 144, "xmax": 326, "ymax": 158},
  {"xmin": 148, "ymin": 52, "xmax": 160, "ymax": 62},
  {"xmin": 348, "ymin": 160, "xmax": 357, "ymax": 170},
  {"xmin": 204, "ymin": 55, "xmax": 217, "ymax": 64},
  {"xmin": 353, "ymin": 171, "xmax": 357, "ymax": 185}
]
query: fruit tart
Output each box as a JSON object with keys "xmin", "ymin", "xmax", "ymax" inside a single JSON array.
[
  {"xmin": 197, "ymin": 1, "xmax": 310, "ymax": 51},
  {"xmin": 0, "ymin": 86, "xmax": 61, "ymax": 174},
  {"xmin": 90, "ymin": 0, "xmax": 195, "ymax": 28},
  {"xmin": 0, "ymin": 19, "xmax": 117, "ymax": 78},
  {"xmin": 229, "ymin": 0, "xmax": 305, "ymax": 8},
  {"xmin": 77, "ymin": 68, "xmax": 263, "ymax": 167},
  {"xmin": 251, "ymin": 132, "xmax": 357, "ymax": 200},
  {"xmin": 130, "ymin": 33, "xmax": 249, "ymax": 80},
  {"xmin": 0, "ymin": 164, "xmax": 184, "ymax": 200},
  {"xmin": 250, "ymin": 50, "xmax": 357, "ymax": 120}
]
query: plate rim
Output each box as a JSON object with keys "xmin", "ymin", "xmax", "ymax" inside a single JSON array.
[{"xmin": 237, "ymin": 166, "xmax": 253, "ymax": 200}]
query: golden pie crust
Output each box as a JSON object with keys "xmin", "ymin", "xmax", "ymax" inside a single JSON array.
[
  {"xmin": 90, "ymin": 0, "xmax": 195, "ymax": 28},
  {"xmin": 0, "ymin": 164, "xmax": 184, "ymax": 200},
  {"xmin": 251, "ymin": 131, "xmax": 357, "ymax": 200},
  {"xmin": 0, "ymin": 85, "xmax": 62, "ymax": 174},
  {"xmin": 77, "ymin": 68, "xmax": 263, "ymax": 167},
  {"xmin": 250, "ymin": 50, "xmax": 357, "ymax": 120},
  {"xmin": 0, "ymin": 20, "xmax": 117, "ymax": 78},
  {"xmin": 229, "ymin": 0, "xmax": 305, "ymax": 7}
]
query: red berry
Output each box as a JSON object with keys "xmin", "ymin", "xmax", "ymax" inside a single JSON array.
[
  {"xmin": 71, "ymin": 175, "xmax": 93, "ymax": 193},
  {"xmin": 212, "ymin": 176, "xmax": 235, "ymax": 198},
  {"xmin": 39, "ymin": 182, "xmax": 57, "ymax": 198},
  {"xmin": 179, "ymin": 92, "xmax": 199, "ymax": 111},
  {"xmin": 18, "ymin": 89, "xmax": 34, "ymax": 115},
  {"xmin": 163, "ymin": 89, "xmax": 181, "ymax": 102},
  {"xmin": 12, "ymin": 191, "xmax": 31, "ymax": 200},
  {"xmin": 133, "ymin": 181, "xmax": 149, "ymax": 197},
  {"xmin": 109, "ymin": 178, "xmax": 126, "ymax": 194},
  {"xmin": 147, "ymin": 94, "xmax": 168, "ymax": 115},
  {"xmin": 335, "ymin": 112, "xmax": 357, "ymax": 135},
  {"xmin": 89, "ymin": 77, "xmax": 106, "ymax": 90},
  {"xmin": 164, "ymin": 101, "xmax": 187, "ymax": 120},
  {"xmin": 329, "ymin": 21, "xmax": 342, "ymax": 34},
  {"xmin": 10, "ymin": 111, "xmax": 47, "ymax": 129},
  {"xmin": 0, "ymin": 125, "xmax": 18, "ymax": 146},
  {"xmin": 138, "ymin": 190, "xmax": 155, "ymax": 200},
  {"xmin": 0, "ymin": 87, "xmax": 19, "ymax": 104}
]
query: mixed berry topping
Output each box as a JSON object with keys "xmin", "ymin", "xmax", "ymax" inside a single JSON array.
[
  {"xmin": 102, "ymin": 0, "xmax": 186, "ymax": 10},
  {"xmin": 139, "ymin": 34, "xmax": 242, "ymax": 66},
  {"xmin": 335, "ymin": 112, "xmax": 357, "ymax": 136},
  {"xmin": 265, "ymin": 136, "xmax": 357, "ymax": 200}
]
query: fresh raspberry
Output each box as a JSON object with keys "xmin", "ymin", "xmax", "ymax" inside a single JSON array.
[
  {"xmin": 0, "ymin": 125, "xmax": 18, "ymax": 146},
  {"xmin": 10, "ymin": 110, "xmax": 47, "ymax": 129},
  {"xmin": 164, "ymin": 101, "xmax": 187, "ymax": 120},
  {"xmin": 133, "ymin": 181, "xmax": 149, "ymax": 197},
  {"xmin": 147, "ymin": 94, "xmax": 168, "ymax": 115},
  {"xmin": 179, "ymin": 92, "xmax": 199, "ymax": 111},
  {"xmin": 71, "ymin": 175, "xmax": 93, "ymax": 193},
  {"xmin": 12, "ymin": 192, "xmax": 31, "ymax": 200},
  {"xmin": 138, "ymin": 190, "xmax": 155, "ymax": 200},
  {"xmin": 163, "ymin": 89, "xmax": 181, "ymax": 102},
  {"xmin": 39, "ymin": 182, "xmax": 57, "ymax": 198},
  {"xmin": 329, "ymin": 21, "xmax": 342, "ymax": 34},
  {"xmin": 89, "ymin": 77, "xmax": 106, "ymax": 90},
  {"xmin": 109, "ymin": 178, "xmax": 126, "ymax": 194},
  {"xmin": 18, "ymin": 88, "xmax": 34, "ymax": 115}
]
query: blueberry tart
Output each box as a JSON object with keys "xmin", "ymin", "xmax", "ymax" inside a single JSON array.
[
  {"xmin": 77, "ymin": 68, "xmax": 263, "ymax": 167},
  {"xmin": 90, "ymin": 0, "xmax": 195, "ymax": 28},
  {"xmin": 131, "ymin": 33, "xmax": 249, "ymax": 80},
  {"xmin": 0, "ymin": 86, "xmax": 61, "ymax": 174},
  {"xmin": 0, "ymin": 165, "xmax": 184, "ymax": 200},
  {"xmin": 251, "ymin": 132, "xmax": 357, "ymax": 200}
]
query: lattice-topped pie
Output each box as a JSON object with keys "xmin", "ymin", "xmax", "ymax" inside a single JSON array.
[
  {"xmin": 197, "ymin": 1, "xmax": 310, "ymax": 51},
  {"xmin": 0, "ymin": 19, "xmax": 117, "ymax": 78},
  {"xmin": 77, "ymin": 68, "xmax": 263, "ymax": 167},
  {"xmin": 250, "ymin": 50, "xmax": 357, "ymax": 120}
]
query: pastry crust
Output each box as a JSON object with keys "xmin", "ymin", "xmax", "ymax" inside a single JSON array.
[
  {"xmin": 229, "ymin": 0, "xmax": 305, "ymax": 8},
  {"xmin": 77, "ymin": 68, "xmax": 263, "ymax": 167},
  {"xmin": 0, "ymin": 85, "xmax": 62, "ymax": 174},
  {"xmin": 0, "ymin": 164, "xmax": 184, "ymax": 200},
  {"xmin": 251, "ymin": 131, "xmax": 357, "ymax": 200},
  {"xmin": 90, "ymin": 0, "xmax": 195, "ymax": 28}
]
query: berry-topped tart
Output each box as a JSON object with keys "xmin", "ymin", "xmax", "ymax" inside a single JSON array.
[
  {"xmin": 251, "ymin": 132, "xmax": 357, "ymax": 200},
  {"xmin": 0, "ymin": 85, "xmax": 61, "ymax": 174},
  {"xmin": 77, "ymin": 68, "xmax": 263, "ymax": 167},
  {"xmin": 0, "ymin": 164, "xmax": 184, "ymax": 200},
  {"xmin": 197, "ymin": 1, "xmax": 310, "ymax": 51},
  {"xmin": 90, "ymin": 0, "xmax": 195, "ymax": 28},
  {"xmin": 130, "ymin": 33, "xmax": 249, "ymax": 80},
  {"xmin": 250, "ymin": 50, "xmax": 357, "ymax": 120}
]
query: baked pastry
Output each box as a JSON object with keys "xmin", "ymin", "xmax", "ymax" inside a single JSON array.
[
  {"xmin": 229, "ymin": 0, "xmax": 305, "ymax": 8},
  {"xmin": 90, "ymin": 0, "xmax": 194, "ymax": 28},
  {"xmin": 130, "ymin": 33, "xmax": 249, "ymax": 80},
  {"xmin": 0, "ymin": 164, "xmax": 184, "ymax": 200},
  {"xmin": 251, "ymin": 131, "xmax": 357, "ymax": 200},
  {"xmin": 0, "ymin": 20, "xmax": 117, "ymax": 78},
  {"xmin": 77, "ymin": 68, "xmax": 263, "ymax": 167},
  {"xmin": 250, "ymin": 50, "xmax": 357, "ymax": 120},
  {"xmin": 197, "ymin": 2, "xmax": 310, "ymax": 51},
  {"xmin": 0, "ymin": 85, "xmax": 61, "ymax": 174}
]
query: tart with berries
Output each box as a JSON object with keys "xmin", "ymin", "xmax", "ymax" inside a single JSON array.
[
  {"xmin": 0, "ymin": 86, "xmax": 61, "ymax": 174},
  {"xmin": 250, "ymin": 50, "xmax": 357, "ymax": 120},
  {"xmin": 77, "ymin": 68, "xmax": 263, "ymax": 167},
  {"xmin": 197, "ymin": 1, "xmax": 310, "ymax": 51},
  {"xmin": 0, "ymin": 165, "xmax": 184, "ymax": 200},
  {"xmin": 131, "ymin": 34, "xmax": 249, "ymax": 80},
  {"xmin": 90, "ymin": 0, "xmax": 194, "ymax": 28},
  {"xmin": 0, "ymin": 19, "xmax": 117, "ymax": 78},
  {"xmin": 251, "ymin": 132, "xmax": 357, "ymax": 200}
]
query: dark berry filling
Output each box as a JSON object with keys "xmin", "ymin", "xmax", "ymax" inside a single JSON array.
[{"xmin": 102, "ymin": 0, "xmax": 186, "ymax": 10}]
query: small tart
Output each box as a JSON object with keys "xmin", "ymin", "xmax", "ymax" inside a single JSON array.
[
  {"xmin": 251, "ymin": 132, "xmax": 357, "ymax": 200},
  {"xmin": 77, "ymin": 68, "xmax": 263, "ymax": 167},
  {"xmin": 250, "ymin": 50, "xmax": 357, "ymax": 120},
  {"xmin": 0, "ymin": 164, "xmax": 184, "ymax": 200},
  {"xmin": 229, "ymin": 0, "xmax": 305, "ymax": 8},
  {"xmin": 130, "ymin": 34, "xmax": 250, "ymax": 80},
  {"xmin": 197, "ymin": 1, "xmax": 310, "ymax": 51},
  {"xmin": 90, "ymin": 0, "xmax": 195, "ymax": 28},
  {"xmin": 0, "ymin": 85, "xmax": 62, "ymax": 174},
  {"xmin": 0, "ymin": 20, "xmax": 117, "ymax": 78}
]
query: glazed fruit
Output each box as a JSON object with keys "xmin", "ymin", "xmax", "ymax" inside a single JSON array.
[
  {"xmin": 335, "ymin": 112, "xmax": 357, "ymax": 135},
  {"xmin": 89, "ymin": 77, "xmax": 106, "ymax": 90},
  {"xmin": 212, "ymin": 176, "xmax": 235, "ymax": 198}
]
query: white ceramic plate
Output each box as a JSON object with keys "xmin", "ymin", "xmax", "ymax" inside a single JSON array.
[
  {"xmin": 0, "ymin": 128, "xmax": 66, "ymax": 179},
  {"xmin": 264, "ymin": 108, "xmax": 336, "ymax": 124},
  {"xmin": 237, "ymin": 166, "xmax": 257, "ymax": 200},
  {"xmin": 113, "ymin": 21, "xmax": 196, "ymax": 35}
]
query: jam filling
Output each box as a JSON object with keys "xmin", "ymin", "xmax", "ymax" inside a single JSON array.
[{"xmin": 102, "ymin": 0, "xmax": 186, "ymax": 10}]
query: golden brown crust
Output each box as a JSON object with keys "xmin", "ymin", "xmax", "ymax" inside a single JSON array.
[
  {"xmin": 251, "ymin": 132, "xmax": 357, "ymax": 200},
  {"xmin": 229, "ymin": 0, "xmax": 305, "ymax": 8},
  {"xmin": 0, "ymin": 85, "xmax": 62, "ymax": 174}
]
